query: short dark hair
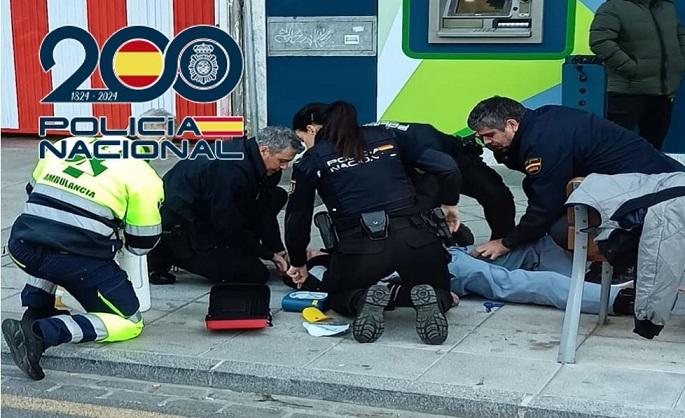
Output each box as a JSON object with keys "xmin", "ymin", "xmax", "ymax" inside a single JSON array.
[
  {"xmin": 467, "ymin": 96, "xmax": 526, "ymax": 131},
  {"xmin": 292, "ymin": 103, "xmax": 328, "ymax": 131}
]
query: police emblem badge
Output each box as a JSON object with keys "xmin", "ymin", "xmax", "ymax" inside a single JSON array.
[{"xmin": 188, "ymin": 43, "xmax": 219, "ymax": 86}]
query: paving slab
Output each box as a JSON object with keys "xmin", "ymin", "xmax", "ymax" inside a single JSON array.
[
  {"xmin": 105, "ymin": 301, "xmax": 242, "ymax": 357},
  {"xmin": 452, "ymin": 327, "xmax": 586, "ymax": 362},
  {"xmin": 1, "ymin": 266, "xmax": 29, "ymax": 291},
  {"xmin": 593, "ymin": 314, "xmax": 685, "ymax": 344},
  {"xmin": 677, "ymin": 389, "xmax": 685, "ymax": 411},
  {"xmin": 306, "ymin": 341, "xmax": 444, "ymax": 380},
  {"xmin": 370, "ymin": 309, "xmax": 477, "ymax": 352},
  {"xmin": 1, "ymin": 289, "xmax": 24, "ymax": 314},
  {"xmin": 203, "ymin": 310, "xmax": 342, "ymax": 367},
  {"xmin": 478, "ymin": 303, "xmax": 597, "ymax": 334},
  {"xmin": 542, "ymin": 364, "xmax": 685, "ymax": 409},
  {"xmin": 575, "ymin": 334, "xmax": 685, "ymax": 374},
  {"xmin": 1, "ymin": 289, "xmax": 20, "ymax": 301},
  {"xmin": 419, "ymin": 352, "xmax": 560, "ymax": 394}
]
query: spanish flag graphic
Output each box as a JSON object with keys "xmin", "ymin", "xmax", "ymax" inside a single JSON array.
[
  {"xmin": 373, "ymin": 144, "xmax": 395, "ymax": 153},
  {"xmin": 194, "ymin": 116, "xmax": 245, "ymax": 137},
  {"xmin": 113, "ymin": 40, "xmax": 163, "ymax": 89}
]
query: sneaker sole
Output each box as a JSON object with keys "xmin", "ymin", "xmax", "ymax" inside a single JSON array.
[
  {"xmin": 2, "ymin": 319, "xmax": 44, "ymax": 380},
  {"xmin": 411, "ymin": 285, "xmax": 448, "ymax": 345},
  {"xmin": 352, "ymin": 285, "xmax": 390, "ymax": 343}
]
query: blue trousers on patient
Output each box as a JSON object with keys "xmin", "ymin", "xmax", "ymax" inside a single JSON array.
[{"xmin": 448, "ymin": 235, "xmax": 620, "ymax": 314}]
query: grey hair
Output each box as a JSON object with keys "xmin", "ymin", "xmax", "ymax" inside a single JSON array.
[
  {"xmin": 467, "ymin": 96, "xmax": 526, "ymax": 131},
  {"xmin": 254, "ymin": 126, "xmax": 304, "ymax": 154}
]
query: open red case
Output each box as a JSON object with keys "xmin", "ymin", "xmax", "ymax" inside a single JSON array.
[{"xmin": 205, "ymin": 284, "xmax": 272, "ymax": 330}]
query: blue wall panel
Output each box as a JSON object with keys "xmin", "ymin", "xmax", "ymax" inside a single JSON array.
[{"xmin": 266, "ymin": 1, "xmax": 378, "ymax": 127}]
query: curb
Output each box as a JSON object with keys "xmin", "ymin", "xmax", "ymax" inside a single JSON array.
[{"xmin": 3, "ymin": 348, "xmax": 681, "ymax": 418}]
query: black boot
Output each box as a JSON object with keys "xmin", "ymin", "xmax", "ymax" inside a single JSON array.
[
  {"xmin": 612, "ymin": 288, "xmax": 635, "ymax": 316},
  {"xmin": 585, "ymin": 263, "xmax": 636, "ymax": 285},
  {"xmin": 411, "ymin": 285, "xmax": 448, "ymax": 345},
  {"xmin": 2, "ymin": 318, "xmax": 46, "ymax": 380},
  {"xmin": 149, "ymin": 271, "xmax": 176, "ymax": 285},
  {"xmin": 352, "ymin": 285, "xmax": 390, "ymax": 343}
]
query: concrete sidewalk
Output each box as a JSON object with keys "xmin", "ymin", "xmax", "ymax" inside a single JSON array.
[{"xmin": 2, "ymin": 137, "xmax": 685, "ymax": 418}]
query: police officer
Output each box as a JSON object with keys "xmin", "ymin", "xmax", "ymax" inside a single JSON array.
[
  {"xmin": 292, "ymin": 103, "xmax": 515, "ymax": 241},
  {"xmin": 2, "ymin": 113, "xmax": 168, "ymax": 380},
  {"xmin": 467, "ymin": 96, "xmax": 685, "ymax": 260},
  {"xmin": 371, "ymin": 122, "xmax": 514, "ymax": 240},
  {"xmin": 285, "ymin": 101, "xmax": 461, "ymax": 345},
  {"xmin": 147, "ymin": 127, "xmax": 302, "ymax": 285}
]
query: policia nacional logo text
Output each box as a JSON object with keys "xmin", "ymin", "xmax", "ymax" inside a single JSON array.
[{"xmin": 326, "ymin": 144, "xmax": 396, "ymax": 172}]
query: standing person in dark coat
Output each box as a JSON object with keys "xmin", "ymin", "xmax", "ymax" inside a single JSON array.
[
  {"xmin": 467, "ymin": 96, "xmax": 685, "ymax": 260},
  {"xmin": 147, "ymin": 127, "xmax": 303, "ymax": 285},
  {"xmin": 590, "ymin": 0, "xmax": 685, "ymax": 149}
]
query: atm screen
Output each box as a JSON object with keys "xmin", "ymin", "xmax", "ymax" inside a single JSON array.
[{"xmin": 452, "ymin": 0, "xmax": 510, "ymax": 16}]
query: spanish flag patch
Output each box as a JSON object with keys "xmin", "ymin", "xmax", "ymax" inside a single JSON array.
[
  {"xmin": 373, "ymin": 144, "xmax": 395, "ymax": 153},
  {"xmin": 524, "ymin": 158, "xmax": 542, "ymax": 175}
]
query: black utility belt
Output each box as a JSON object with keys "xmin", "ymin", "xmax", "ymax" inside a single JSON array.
[
  {"xmin": 315, "ymin": 210, "xmax": 421, "ymax": 251},
  {"xmin": 335, "ymin": 211, "xmax": 418, "ymax": 236}
]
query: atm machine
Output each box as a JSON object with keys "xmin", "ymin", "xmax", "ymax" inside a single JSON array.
[{"xmin": 428, "ymin": 0, "xmax": 543, "ymax": 44}]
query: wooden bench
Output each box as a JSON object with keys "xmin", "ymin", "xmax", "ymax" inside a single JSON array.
[{"xmin": 557, "ymin": 177, "xmax": 613, "ymax": 364}]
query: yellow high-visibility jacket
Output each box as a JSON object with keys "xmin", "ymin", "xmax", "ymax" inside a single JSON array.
[{"xmin": 11, "ymin": 136, "xmax": 164, "ymax": 259}]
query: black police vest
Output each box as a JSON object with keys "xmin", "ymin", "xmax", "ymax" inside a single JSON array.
[{"xmin": 309, "ymin": 127, "xmax": 417, "ymax": 219}]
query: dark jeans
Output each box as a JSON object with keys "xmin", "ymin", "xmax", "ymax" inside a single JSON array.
[
  {"xmin": 413, "ymin": 157, "xmax": 515, "ymax": 239},
  {"xmin": 149, "ymin": 240, "xmax": 271, "ymax": 284},
  {"xmin": 607, "ymin": 93, "xmax": 674, "ymax": 150},
  {"xmin": 323, "ymin": 217, "xmax": 453, "ymax": 317},
  {"xmin": 148, "ymin": 187, "xmax": 287, "ymax": 285}
]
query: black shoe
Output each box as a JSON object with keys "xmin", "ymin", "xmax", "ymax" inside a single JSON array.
[
  {"xmin": 410, "ymin": 285, "xmax": 448, "ymax": 345},
  {"xmin": 612, "ymin": 288, "xmax": 635, "ymax": 316},
  {"xmin": 2, "ymin": 318, "xmax": 45, "ymax": 380},
  {"xmin": 585, "ymin": 263, "xmax": 636, "ymax": 285},
  {"xmin": 149, "ymin": 271, "xmax": 176, "ymax": 285},
  {"xmin": 352, "ymin": 285, "xmax": 390, "ymax": 343},
  {"xmin": 22, "ymin": 308, "xmax": 69, "ymax": 321},
  {"xmin": 612, "ymin": 266, "xmax": 636, "ymax": 285}
]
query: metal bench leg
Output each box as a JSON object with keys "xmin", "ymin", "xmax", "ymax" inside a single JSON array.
[
  {"xmin": 598, "ymin": 261, "xmax": 613, "ymax": 325},
  {"xmin": 558, "ymin": 205, "xmax": 589, "ymax": 364}
]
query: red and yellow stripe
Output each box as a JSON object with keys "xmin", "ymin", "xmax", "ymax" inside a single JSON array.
[
  {"xmin": 194, "ymin": 116, "xmax": 244, "ymax": 137},
  {"xmin": 113, "ymin": 40, "xmax": 163, "ymax": 88},
  {"xmin": 374, "ymin": 144, "xmax": 395, "ymax": 153}
]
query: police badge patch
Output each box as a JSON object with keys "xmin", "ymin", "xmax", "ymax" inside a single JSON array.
[
  {"xmin": 188, "ymin": 43, "xmax": 218, "ymax": 86},
  {"xmin": 178, "ymin": 39, "xmax": 229, "ymax": 92},
  {"xmin": 524, "ymin": 158, "xmax": 542, "ymax": 175}
]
